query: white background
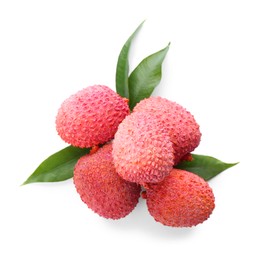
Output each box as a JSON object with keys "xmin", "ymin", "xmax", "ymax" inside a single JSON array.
[{"xmin": 1, "ymin": 0, "xmax": 254, "ymax": 259}]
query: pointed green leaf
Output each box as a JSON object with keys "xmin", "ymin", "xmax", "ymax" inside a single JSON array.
[
  {"xmin": 176, "ymin": 154, "xmax": 238, "ymax": 181},
  {"xmin": 116, "ymin": 21, "xmax": 145, "ymax": 98},
  {"xmin": 128, "ymin": 43, "xmax": 170, "ymax": 110},
  {"xmin": 22, "ymin": 146, "xmax": 90, "ymax": 185}
]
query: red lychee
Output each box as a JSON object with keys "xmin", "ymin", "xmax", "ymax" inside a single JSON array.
[
  {"xmin": 56, "ymin": 85, "xmax": 130, "ymax": 148},
  {"xmin": 146, "ymin": 169, "xmax": 215, "ymax": 227},
  {"xmin": 112, "ymin": 112, "xmax": 174, "ymax": 184},
  {"xmin": 133, "ymin": 96, "xmax": 201, "ymax": 164},
  {"xmin": 73, "ymin": 143, "xmax": 141, "ymax": 219}
]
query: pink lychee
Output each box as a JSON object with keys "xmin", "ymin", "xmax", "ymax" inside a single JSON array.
[
  {"xmin": 112, "ymin": 112, "xmax": 175, "ymax": 184},
  {"xmin": 146, "ymin": 169, "xmax": 215, "ymax": 227},
  {"xmin": 56, "ymin": 85, "xmax": 130, "ymax": 148},
  {"xmin": 73, "ymin": 143, "xmax": 141, "ymax": 219},
  {"xmin": 133, "ymin": 96, "xmax": 201, "ymax": 164}
]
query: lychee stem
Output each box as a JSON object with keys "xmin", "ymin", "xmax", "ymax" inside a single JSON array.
[
  {"xmin": 141, "ymin": 191, "xmax": 147, "ymax": 199},
  {"xmin": 180, "ymin": 153, "xmax": 193, "ymax": 162},
  {"xmin": 89, "ymin": 145, "xmax": 99, "ymax": 155},
  {"xmin": 122, "ymin": 97, "xmax": 129, "ymax": 104}
]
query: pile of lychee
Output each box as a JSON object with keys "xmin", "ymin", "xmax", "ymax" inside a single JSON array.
[{"xmin": 56, "ymin": 84, "xmax": 215, "ymax": 227}]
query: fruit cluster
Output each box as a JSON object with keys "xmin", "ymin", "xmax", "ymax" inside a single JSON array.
[{"xmin": 56, "ymin": 84, "xmax": 215, "ymax": 227}]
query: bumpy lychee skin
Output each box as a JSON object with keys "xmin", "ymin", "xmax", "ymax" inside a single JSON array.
[
  {"xmin": 146, "ymin": 169, "xmax": 215, "ymax": 227},
  {"xmin": 73, "ymin": 143, "xmax": 141, "ymax": 219},
  {"xmin": 133, "ymin": 96, "xmax": 201, "ymax": 164},
  {"xmin": 56, "ymin": 85, "xmax": 130, "ymax": 148},
  {"xmin": 112, "ymin": 112, "xmax": 175, "ymax": 184}
]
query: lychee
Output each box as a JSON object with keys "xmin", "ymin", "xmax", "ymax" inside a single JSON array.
[
  {"xmin": 146, "ymin": 169, "xmax": 215, "ymax": 227},
  {"xmin": 73, "ymin": 143, "xmax": 141, "ymax": 219},
  {"xmin": 56, "ymin": 85, "xmax": 130, "ymax": 148},
  {"xmin": 112, "ymin": 112, "xmax": 175, "ymax": 184},
  {"xmin": 133, "ymin": 96, "xmax": 201, "ymax": 164}
]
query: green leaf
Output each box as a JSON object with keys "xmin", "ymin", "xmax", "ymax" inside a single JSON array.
[
  {"xmin": 176, "ymin": 154, "xmax": 238, "ymax": 181},
  {"xmin": 22, "ymin": 146, "xmax": 90, "ymax": 185},
  {"xmin": 128, "ymin": 43, "xmax": 170, "ymax": 110},
  {"xmin": 116, "ymin": 20, "xmax": 145, "ymax": 98}
]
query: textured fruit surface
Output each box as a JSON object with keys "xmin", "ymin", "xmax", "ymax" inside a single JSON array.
[
  {"xmin": 56, "ymin": 85, "xmax": 130, "ymax": 148},
  {"xmin": 112, "ymin": 112, "xmax": 174, "ymax": 184},
  {"xmin": 73, "ymin": 143, "xmax": 141, "ymax": 219},
  {"xmin": 133, "ymin": 96, "xmax": 201, "ymax": 164},
  {"xmin": 146, "ymin": 169, "xmax": 215, "ymax": 227}
]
